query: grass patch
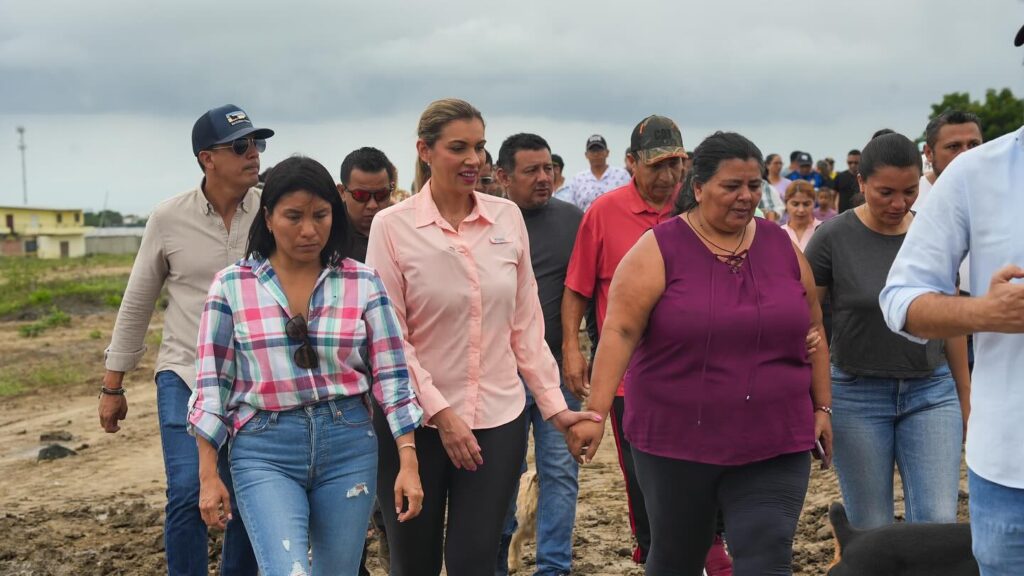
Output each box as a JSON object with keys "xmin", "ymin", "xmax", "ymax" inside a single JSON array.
[
  {"xmin": 0, "ymin": 254, "xmax": 136, "ymax": 318},
  {"xmin": 0, "ymin": 364, "xmax": 80, "ymax": 397},
  {"xmin": 19, "ymin": 308, "xmax": 72, "ymax": 338}
]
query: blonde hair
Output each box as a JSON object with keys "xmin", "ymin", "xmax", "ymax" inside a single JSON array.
[
  {"xmin": 784, "ymin": 179, "xmax": 816, "ymax": 202},
  {"xmin": 413, "ymin": 98, "xmax": 485, "ymax": 193}
]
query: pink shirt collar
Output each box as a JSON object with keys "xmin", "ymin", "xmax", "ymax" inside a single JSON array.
[{"xmin": 413, "ymin": 180, "xmax": 495, "ymax": 230}]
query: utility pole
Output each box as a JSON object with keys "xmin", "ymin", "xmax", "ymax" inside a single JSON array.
[{"xmin": 16, "ymin": 126, "xmax": 27, "ymax": 205}]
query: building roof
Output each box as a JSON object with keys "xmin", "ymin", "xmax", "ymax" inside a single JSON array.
[{"xmin": 0, "ymin": 205, "xmax": 83, "ymax": 213}]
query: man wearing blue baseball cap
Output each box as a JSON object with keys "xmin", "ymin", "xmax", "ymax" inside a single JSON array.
[{"xmin": 99, "ymin": 104, "xmax": 273, "ymax": 575}]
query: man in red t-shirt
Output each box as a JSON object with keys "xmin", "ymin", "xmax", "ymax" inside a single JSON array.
[{"xmin": 562, "ymin": 115, "xmax": 687, "ymax": 565}]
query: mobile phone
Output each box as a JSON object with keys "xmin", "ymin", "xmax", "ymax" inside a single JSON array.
[{"xmin": 812, "ymin": 439, "xmax": 825, "ymax": 460}]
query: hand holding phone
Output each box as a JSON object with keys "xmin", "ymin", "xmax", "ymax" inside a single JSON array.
[{"xmin": 812, "ymin": 438, "xmax": 830, "ymax": 469}]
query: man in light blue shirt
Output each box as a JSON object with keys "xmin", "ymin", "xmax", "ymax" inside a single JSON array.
[{"xmin": 880, "ymin": 122, "xmax": 1024, "ymax": 575}]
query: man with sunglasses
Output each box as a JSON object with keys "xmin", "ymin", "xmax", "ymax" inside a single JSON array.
[
  {"xmin": 338, "ymin": 147, "xmax": 396, "ymax": 263},
  {"xmin": 337, "ymin": 146, "xmax": 396, "ymax": 576},
  {"xmin": 478, "ymin": 149, "xmax": 505, "ymax": 196},
  {"xmin": 99, "ymin": 104, "xmax": 272, "ymax": 576}
]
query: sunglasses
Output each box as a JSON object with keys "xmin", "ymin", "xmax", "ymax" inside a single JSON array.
[
  {"xmin": 209, "ymin": 137, "xmax": 267, "ymax": 156},
  {"xmin": 347, "ymin": 187, "xmax": 392, "ymax": 203},
  {"xmin": 285, "ymin": 315, "xmax": 319, "ymax": 370},
  {"xmin": 479, "ymin": 177, "xmax": 495, "ymax": 185}
]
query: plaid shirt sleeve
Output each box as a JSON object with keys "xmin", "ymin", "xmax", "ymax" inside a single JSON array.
[
  {"xmin": 187, "ymin": 271, "xmax": 237, "ymax": 449},
  {"xmin": 364, "ymin": 271, "xmax": 423, "ymax": 438}
]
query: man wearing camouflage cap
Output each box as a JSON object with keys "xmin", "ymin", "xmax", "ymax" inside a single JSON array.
[{"xmin": 562, "ymin": 116, "xmax": 730, "ymax": 571}]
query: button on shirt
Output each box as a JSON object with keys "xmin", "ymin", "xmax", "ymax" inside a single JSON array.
[
  {"xmin": 366, "ymin": 181, "xmax": 567, "ymax": 429},
  {"xmin": 104, "ymin": 182, "xmax": 258, "ymax": 388},
  {"xmin": 880, "ymin": 127, "xmax": 1024, "ymax": 488},
  {"xmin": 187, "ymin": 257, "xmax": 422, "ymax": 449},
  {"xmin": 565, "ymin": 166, "xmax": 631, "ymax": 212}
]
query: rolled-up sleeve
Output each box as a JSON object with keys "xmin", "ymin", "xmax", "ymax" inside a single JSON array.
[
  {"xmin": 187, "ymin": 274, "xmax": 236, "ymax": 449},
  {"xmin": 364, "ymin": 271, "xmax": 423, "ymax": 438},
  {"xmin": 880, "ymin": 166, "xmax": 970, "ymax": 343},
  {"xmin": 510, "ymin": 212, "xmax": 567, "ymax": 420}
]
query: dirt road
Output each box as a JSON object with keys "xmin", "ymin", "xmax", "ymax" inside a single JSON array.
[{"xmin": 0, "ymin": 310, "xmax": 964, "ymax": 575}]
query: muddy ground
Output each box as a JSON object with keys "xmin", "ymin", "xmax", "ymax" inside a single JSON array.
[{"xmin": 0, "ymin": 309, "xmax": 968, "ymax": 575}]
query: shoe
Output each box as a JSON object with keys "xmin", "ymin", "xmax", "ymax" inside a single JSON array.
[{"xmin": 704, "ymin": 534, "xmax": 733, "ymax": 576}]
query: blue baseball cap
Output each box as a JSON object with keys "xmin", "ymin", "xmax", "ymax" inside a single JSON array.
[{"xmin": 192, "ymin": 104, "xmax": 274, "ymax": 156}]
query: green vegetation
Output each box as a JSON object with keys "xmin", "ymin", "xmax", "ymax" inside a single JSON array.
[
  {"xmin": 928, "ymin": 88, "xmax": 1024, "ymax": 143},
  {"xmin": 89, "ymin": 330, "xmax": 103, "ymax": 339},
  {"xmin": 19, "ymin": 308, "xmax": 72, "ymax": 337},
  {"xmin": 0, "ymin": 364, "xmax": 80, "ymax": 397},
  {"xmin": 0, "ymin": 254, "xmax": 135, "ymax": 318}
]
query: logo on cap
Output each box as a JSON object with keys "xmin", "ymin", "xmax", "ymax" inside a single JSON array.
[
  {"xmin": 586, "ymin": 135, "xmax": 607, "ymax": 150},
  {"xmin": 225, "ymin": 111, "xmax": 250, "ymax": 126}
]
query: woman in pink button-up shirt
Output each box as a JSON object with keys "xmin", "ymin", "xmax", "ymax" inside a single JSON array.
[{"xmin": 367, "ymin": 98, "xmax": 598, "ymax": 575}]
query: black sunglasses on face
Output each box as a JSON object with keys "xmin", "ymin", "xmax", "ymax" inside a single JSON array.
[
  {"xmin": 285, "ymin": 314, "xmax": 319, "ymax": 370},
  {"xmin": 209, "ymin": 137, "xmax": 267, "ymax": 156}
]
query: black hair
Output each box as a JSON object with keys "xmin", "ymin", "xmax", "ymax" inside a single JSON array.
[
  {"xmin": 925, "ymin": 109, "xmax": 983, "ymax": 149},
  {"xmin": 339, "ymin": 147, "xmax": 396, "ymax": 187},
  {"xmin": 484, "ymin": 149, "xmax": 493, "ymax": 166},
  {"xmin": 245, "ymin": 156, "xmax": 349, "ymax": 266},
  {"xmin": 258, "ymin": 167, "xmax": 272, "ymax": 183},
  {"xmin": 847, "ymin": 149, "xmax": 861, "ymax": 156},
  {"xmin": 551, "ymin": 154, "xmax": 564, "ymax": 169},
  {"xmin": 763, "ymin": 153, "xmax": 780, "ymax": 178},
  {"xmin": 497, "ymin": 133, "xmax": 551, "ymax": 172},
  {"xmin": 858, "ymin": 132, "xmax": 922, "ymax": 181},
  {"xmin": 674, "ymin": 132, "xmax": 764, "ymax": 215},
  {"xmin": 789, "ymin": 150, "xmax": 802, "ymax": 162},
  {"xmin": 871, "ymin": 128, "xmax": 895, "ymax": 139}
]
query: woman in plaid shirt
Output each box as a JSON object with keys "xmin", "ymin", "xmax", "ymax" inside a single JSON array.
[{"xmin": 187, "ymin": 156, "xmax": 423, "ymax": 575}]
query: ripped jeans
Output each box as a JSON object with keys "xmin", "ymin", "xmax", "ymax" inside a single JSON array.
[{"xmin": 230, "ymin": 397, "xmax": 378, "ymax": 576}]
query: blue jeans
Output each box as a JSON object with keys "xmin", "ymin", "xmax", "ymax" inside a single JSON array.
[
  {"xmin": 830, "ymin": 364, "xmax": 963, "ymax": 530},
  {"xmin": 496, "ymin": 384, "xmax": 582, "ymax": 576},
  {"xmin": 969, "ymin": 467, "xmax": 1024, "ymax": 576},
  {"xmin": 155, "ymin": 370, "xmax": 256, "ymax": 576},
  {"xmin": 229, "ymin": 397, "xmax": 378, "ymax": 576}
]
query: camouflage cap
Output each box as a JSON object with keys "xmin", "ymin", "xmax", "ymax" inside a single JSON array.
[{"xmin": 630, "ymin": 115, "xmax": 686, "ymax": 165}]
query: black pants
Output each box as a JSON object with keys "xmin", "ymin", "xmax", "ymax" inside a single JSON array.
[
  {"xmin": 375, "ymin": 409, "xmax": 528, "ymax": 576},
  {"xmin": 610, "ymin": 395, "xmax": 653, "ymax": 562},
  {"xmin": 632, "ymin": 449, "xmax": 810, "ymax": 576}
]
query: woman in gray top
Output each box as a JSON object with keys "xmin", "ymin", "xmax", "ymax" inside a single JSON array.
[{"xmin": 805, "ymin": 132, "xmax": 970, "ymax": 530}]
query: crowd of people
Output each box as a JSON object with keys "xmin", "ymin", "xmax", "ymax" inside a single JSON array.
[{"xmin": 95, "ymin": 42, "xmax": 1020, "ymax": 575}]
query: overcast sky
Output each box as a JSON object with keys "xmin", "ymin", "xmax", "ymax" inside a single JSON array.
[{"xmin": 1, "ymin": 0, "xmax": 1021, "ymax": 214}]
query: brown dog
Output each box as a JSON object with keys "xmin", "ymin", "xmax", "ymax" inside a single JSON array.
[
  {"xmin": 827, "ymin": 502, "xmax": 978, "ymax": 575},
  {"xmin": 508, "ymin": 470, "xmax": 540, "ymax": 574}
]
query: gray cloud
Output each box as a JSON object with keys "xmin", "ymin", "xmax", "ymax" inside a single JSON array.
[{"xmin": 0, "ymin": 0, "xmax": 1021, "ymax": 213}]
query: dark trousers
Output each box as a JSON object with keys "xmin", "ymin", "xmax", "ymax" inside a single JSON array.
[
  {"xmin": 610, "ymin": 395, "xmax": 652, "ymax": 563},
  {"xmin": 375, "ymin": 409, "xmax": 528, "ymax": 576},
  {"xmin": 633, "ymin": 449, "xmax": 810, "ymax": 576}
]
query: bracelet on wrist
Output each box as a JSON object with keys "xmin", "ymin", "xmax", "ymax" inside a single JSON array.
[
  {"xmin": 397, "ymin": 443, "xmax": 416, "ymax": 452},
  {"xmin": 815, "ymin": 405, "xmax": 832, "ymax": 416},
  {"xmin": 99, "ymin": 386, "xmax": 126, "ymax": 397}
]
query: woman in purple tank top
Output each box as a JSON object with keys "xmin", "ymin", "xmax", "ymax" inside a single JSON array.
[{"xmin": 568, "ymin": 132, "xmax": 833, "ymax": 576}]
